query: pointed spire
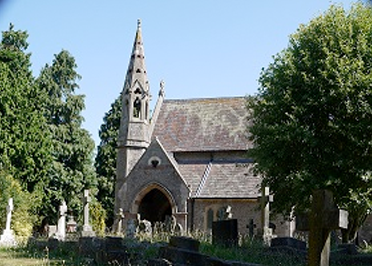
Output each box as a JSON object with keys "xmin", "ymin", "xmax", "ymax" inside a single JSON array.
[{"xmin": 124, "ymin": 19, "xmax": 149, "ymax": 93}]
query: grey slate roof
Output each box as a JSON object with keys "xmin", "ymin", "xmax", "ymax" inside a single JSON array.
[
  {"xmin": 177, "ymin": 162, "xmax": 260, "ymax": 198},
  {"xmin": 152, "ymin": 97, "xmax": 250, "ymax": 152}
]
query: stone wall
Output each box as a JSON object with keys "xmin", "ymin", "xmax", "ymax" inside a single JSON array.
[{"xmin": 190, "ymin": 199, "xmax": 292, "ymax": 237}]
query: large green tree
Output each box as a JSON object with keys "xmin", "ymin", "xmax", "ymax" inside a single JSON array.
[
  {"xmin": 36, "ymin": 50, "xmax": 97, "ymax": 221},
  {"xmin": 248, "ymin": 3, "xmax": 372, "ymax": 242},
  {"xmin": 0, "ymin": 24, "xmax": 52, "ymax": 207},
  {"xmin": 95, "ymin": 95, "xmax": 121, "ymax": 227}
]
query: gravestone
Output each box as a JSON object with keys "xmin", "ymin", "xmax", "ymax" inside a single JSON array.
[
  {"xmin": 81, "ymin": 189, "xmax": 95, "ymax": 237},
  {"xmin": 297, "ymin": 190, "xmax": 348, "ymax": 266},
  {"xmin": 115, "ymin": 208, "xmax": 125, "ymax": 235},
  {"xmin": 260, "ymin": 186, "xmax": 273, "ymax": 245},
  {"xmin": 0, "ymin": 198, "xmax": 16, "ymax": 246},
  {"xmin": 247, "ymin": 218, "xmax": 256, "ymax": 238},
  {"xmin": 47, "ymin": 225, "xmax": 57, "ymax": 238},
  {"xmin": 66, "ymin": 215, "xmax": 77, "ymax": 233},
  {"xmin": 55, "ymin": 200, "xmax": 67, "ymax": 241},
  {"xmin": 217, "ymin": 205, "xmax": 233, "ymax": 221},
  {"xmin": 212, "ymin": 219, "xmax": 238, "ymax": 247},
  {"xmin": 126, "ymin": 219, "xmax": 137, "ymax": 238}
]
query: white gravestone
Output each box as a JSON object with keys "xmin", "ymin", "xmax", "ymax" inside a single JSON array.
[
  {"xmin": 0, "ymin": 198, "xmax": 16, "ymax": 246},
  {"xmin": 55, "ymin": 201, "xmax": 67, "ymax": 241},
  {"xmin": 81, "ymin": 189, "xmax": 95, "ymax": 237}
]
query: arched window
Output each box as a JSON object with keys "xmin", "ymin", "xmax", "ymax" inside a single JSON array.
[
  {"xmin": 133, "ymin": 97, "xmax": 141, "ymax": 118},
  {"xmin": 207, "ymin": 208, "xmax": 214, "ymax": 230}
]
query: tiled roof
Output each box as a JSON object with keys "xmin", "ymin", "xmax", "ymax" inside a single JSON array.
[
  {"xmin": 178, "ymin": 161, "xmax": 260, "ymax": 198},
  {"xmin": 152, "ymin": 97, "xmax": 250, "ymax": 152}
]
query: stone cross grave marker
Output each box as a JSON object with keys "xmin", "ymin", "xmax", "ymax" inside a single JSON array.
[
  {"xmin": 260, "ymin": 186, "xmax": 273, "ymax": 245},
  {"xmin": 297, "ymin": 190, "xmax": 348, "ymax": 266},
  {"xmin": 81, "ymin": 189, "xmax": 95, "ymax": 237},
  {"xmin": 0, "ymin": 198, "xmax": 16, "ymax": 246},
  {"xmin": 5, "ymin": 198, "xmax": 13, "ymax": 232},
  {"xmin": 55, "ymin": 200, "xmax": 67, "ymax": 241}
]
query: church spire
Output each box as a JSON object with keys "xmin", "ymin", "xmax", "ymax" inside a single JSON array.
[{"xmin": 123, "ymin": 19, "xmax": 149, "ymax": 98}]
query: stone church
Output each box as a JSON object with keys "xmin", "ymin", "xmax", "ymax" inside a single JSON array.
[{"xmin": 113, "ymin": 20, "xmax": 293, "ymax": 236}]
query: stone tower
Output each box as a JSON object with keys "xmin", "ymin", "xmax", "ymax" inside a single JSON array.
[{"xmin": 114, "ymin": 19, "xmax": 151, "ymax": 218}]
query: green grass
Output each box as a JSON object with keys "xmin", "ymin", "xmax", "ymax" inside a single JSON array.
[{"xmin": 0, "ymin": 234, "xmax": 371, "ymax": 266}]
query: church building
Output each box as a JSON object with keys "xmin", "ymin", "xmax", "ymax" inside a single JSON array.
[{"xmin": 114, "ymin": 20, "xmax": 292, "ymax": 236}]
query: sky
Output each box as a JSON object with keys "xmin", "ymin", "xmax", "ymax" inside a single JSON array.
[{"xmin": 0, "ymin": 1, "xmax": 355, "ymax": 147}]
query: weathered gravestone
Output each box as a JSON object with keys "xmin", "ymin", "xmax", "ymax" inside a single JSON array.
[
  {"xmin": 212, "ymin": 219, "xmax": 238, "ymax": 247},
  {"xmin": 296, "ymin": 190, "xmax": 348, "ymax": 266},
  {"xmin": 0, "ymin": 198, "xmax": 16, "ymax": 246},
  {"xmin": 260, "ymin": 186, "xmax": 274, "ymax": 245},
  {"xmin": 55, "ymin": 200, "xmax": 67, "ymax": 241},
  {"xmin": 126, "ymin": 219, "xmax": 137, "ymax": 239},
  {"xmin": 115, "ymin": 208, "xmax": 125, "ymax": 235},
  {"xmin": 81, "ymin": 189, "xmax": 95, "ymax": 237}
]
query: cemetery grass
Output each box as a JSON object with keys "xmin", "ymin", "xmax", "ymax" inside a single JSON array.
[{"xmin": 1, "ymin": 234, "xmax": 371, "ymax": 266}]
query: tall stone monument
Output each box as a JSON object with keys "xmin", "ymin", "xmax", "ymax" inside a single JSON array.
[
  {"xmin": 0, "ymin": 198, "xmax": 16, "ymax": 246},
  {"xmin": 55, "ymin": 200, "xmax": 67, "ymax": 241},
  {"xmin": 260, "ymin": 186, "xmax": 273, "ymax": 245},
  {"xmin": 81, "ymin": 189, "xmax": 95, "ymax": 237}
]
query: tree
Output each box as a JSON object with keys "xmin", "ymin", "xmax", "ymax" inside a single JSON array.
[
  {"xmin": 248, "ymin": 3, "xmax": 372, "ymax": 243},
  {"xmin": 95, "ymin": 95, "xmax": 121, "ymax": 227},
  {"xmin": 0, "ymin": 24, "xmax": 52, "ymax": 206},
  {"xmin": 36, "ymin": 50, "xmax": 97, "ymax": 221}
]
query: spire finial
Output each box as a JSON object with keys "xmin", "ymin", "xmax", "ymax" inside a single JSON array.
[{"xmin": 137, "ymin": 19, "xmax": 141, "ymax": 30}]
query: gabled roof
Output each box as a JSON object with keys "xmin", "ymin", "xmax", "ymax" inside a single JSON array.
[
  {"xmin": 177, "ymin": 161, "xmax": 260, "ymax": 198},
  {"xmin": 152, "ymin": 97, "xmax": 250, "ymax": 152}
]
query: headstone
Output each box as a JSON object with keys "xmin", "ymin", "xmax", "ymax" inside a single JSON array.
[
  {"xmin": 55, "ymin": 200, "xmax": 67, "ymax": 241},
  {"xmin": 260, "ymin": 186, "xmax": 274, "ymax": 245},
  {"xmin": 247, "ymin": 218, "xmax": 257, "ymax": 238},
  {"xmin": 47, "ymin": 225, "xmax": 57, "ymax": 238},
  {"xmin": 126, "ymin": 219, "xmax": 137, "ymax": 238},
  {"xmin": 115, "ymin": 208, "xmax": 125, "ymax": 235},
  {"xmin": 217, "ymin": 205, "xmax": 233, "ymax": 221},
  {"xmin": 81, "ymin": 189, "xmax": 95, "ymax": 237},
  {"xmin": 66, "ymin": 215, "xmax": 77, "ymax": 233},
  {"xmin": 0, "ymin": 198, "xmax": 16, "ymax": 246},
  {"xmin": 297, "ymin": 190, "xmax": 348, "ymax": 266},
  {"xmin": 164, "ymin": 215, "xmax": 177, "ymax": 234},
  {"xmin": 138, "ymin": 219, "xmax": 152, "ymax": 236},
  {"xmin": 212, "ymin": 219, "xmax": 238, "ymax": 247}
]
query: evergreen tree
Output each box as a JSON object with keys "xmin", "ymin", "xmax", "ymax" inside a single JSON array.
[
  {"xmin": 95, "ymin": 95, "xmax": 121, "ymax": 227},
  {"xmin": 0, "ymin": 24, "xmax": 52, "ymax": 208},
  {"xmin": 36, "ymin": 50, "xmax": 96, "ymax": 220}
]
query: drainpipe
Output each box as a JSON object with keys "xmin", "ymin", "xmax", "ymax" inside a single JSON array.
[{"xmin": 190, "ymin": 198, "xmax": 195, "ymax": 232}]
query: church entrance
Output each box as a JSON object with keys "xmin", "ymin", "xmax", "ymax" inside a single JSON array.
[{"xmin": 138, "ymin": 188, "xmax": 172, "ymax": 224}]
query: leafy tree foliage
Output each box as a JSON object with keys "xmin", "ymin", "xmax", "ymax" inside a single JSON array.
[
  {"xmin": 248, "ymin": 3, "xmax": 372, "ymax": 242},
  {"xmin": 95, "ymin": 95, "xmax": 121, "ymax": 227},
  {"xmin": 0, "ymin": 24, "xmax": 52, "ymax": 200},
  {"xmin": 36, "ymin": 50, "xmax": 97, "ymax": 220}
]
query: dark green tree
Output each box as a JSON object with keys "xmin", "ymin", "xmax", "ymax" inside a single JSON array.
[
  {"xmin": 248, "ymin": 3, "xmax": 372, "ymax": 243},
  {"xmin": 0, "ymin": 24, "xmax": 52, "ymax": 206},
  {"xmin": 95, "ymin": 95, "xmax": 121, "ymax": 227},
  {"xmin": 36, "ymin": 50, "xmax": 97, "ymax": 221}
]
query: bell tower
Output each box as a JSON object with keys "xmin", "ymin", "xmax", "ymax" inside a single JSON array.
[{"xmin": 115, "ymin": 19, "xmax": 151, "ymax": 215}]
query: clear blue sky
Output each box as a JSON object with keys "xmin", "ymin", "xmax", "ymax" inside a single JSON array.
[{"xmin": 0, "ymin": 1, "xmax": 354, "ymax": 147}]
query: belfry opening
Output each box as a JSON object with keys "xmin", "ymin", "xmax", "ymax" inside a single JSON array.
[{"xmin": 138, "ymin": 188, "xmax": 172, "ymax": 224}]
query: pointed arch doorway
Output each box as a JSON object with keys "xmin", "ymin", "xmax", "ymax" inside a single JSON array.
[{"xmin": 137, "ymin": 188, "xmax": 172, "ymax": 224}]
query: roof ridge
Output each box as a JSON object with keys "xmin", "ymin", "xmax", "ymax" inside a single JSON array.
[{"xmin": 163, "ymin": 96, "xmax": 246, "ymax": 102}]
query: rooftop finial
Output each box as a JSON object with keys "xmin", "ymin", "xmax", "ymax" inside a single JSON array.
[{"xmin": 137, "ymin": 19, "xmax": 141, "ymax": 30}]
